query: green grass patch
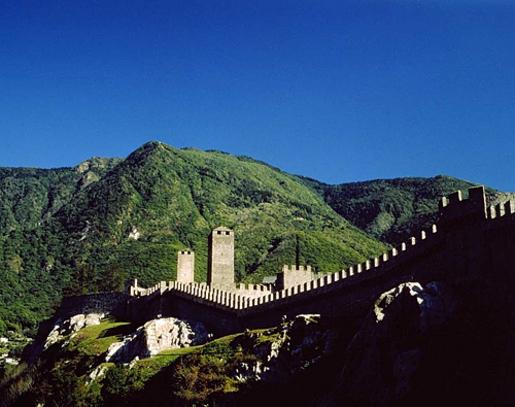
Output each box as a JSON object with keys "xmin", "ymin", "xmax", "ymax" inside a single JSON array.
[
  {"xmin": 132, "ymin": 346, "xmax": 200, "ymax": 382},
  {"xmin": 70, "ymin": 321, "xmax": 133, "ymax": 356}
]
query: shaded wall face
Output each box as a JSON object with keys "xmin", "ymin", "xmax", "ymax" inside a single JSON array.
[
  {"xmin": 177, "ymin": 252, "xmax": 195, "ymax": 283},
  {"xmin": 208, "ymin": 231, "xmax": 235, "ymax": 288},
  {"xmin": 59, "ymin": 293, "xmax": 129, "ymax": 319}
]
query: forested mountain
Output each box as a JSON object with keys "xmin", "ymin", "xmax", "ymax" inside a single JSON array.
[
  {"xmin": 1, "ymin": 142, "xmax": 513, "ymax": 407},
  {"xmin": 302, "ymin": 175, "xmax": 511, "ymax": 244},
  {"xmin": 0, "ymin": 158, "xmax": 121, "ymax": 333},
  {"xmin": 1, "ymin": 141, "xmax": 510, "ymax": 335},
  {"xmin": 0, "ymin": 142, "xmax": 385, "ymax": 334},
  {"xmin": 0, "ymin": 157, "xmax": 121, "ymax": 235}
]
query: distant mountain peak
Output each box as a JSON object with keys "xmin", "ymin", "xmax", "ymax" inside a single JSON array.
[{"xmin": 124, "ymin": 140, "xmax": 174, "ymax": 163}]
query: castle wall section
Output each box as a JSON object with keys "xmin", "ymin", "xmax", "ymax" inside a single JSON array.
[
  {"xmin": 58, "ymin": 292, "xmax": 130, "ymax": 320},
  {"xmin": 96, "ymin": 187, "xmax": 515, "ymax": 339},
  {"xmin": 233, "ymin": 283, "xmax": 271, "ymax": 299},
  {"xmin": 276, "ymin": 265, "xmax": 315, "ymax": 290}
]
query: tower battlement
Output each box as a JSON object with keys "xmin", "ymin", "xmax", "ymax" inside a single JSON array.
[
  {"xmin": 439, "ymin": 185, "xmax": 487, "ymax": 226},
  {"xmin": 276, "ymin": 264, "xmax": 315, "ymax": 290},
  {"xmin": 212, "ymin": 227, "xmax": 233, "ymax": 236},
  {"xmin": 282, "ymin": 265, "xmax": 312, "ymax": 273}
]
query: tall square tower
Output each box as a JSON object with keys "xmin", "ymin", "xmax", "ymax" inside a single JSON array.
[
  {"xmin": 177, "ymin": 250, "xmax": 195, "ymax": 283},
  {"xmin": 208, "ymin": 226, "xmax": 235, "ymax": 289}
]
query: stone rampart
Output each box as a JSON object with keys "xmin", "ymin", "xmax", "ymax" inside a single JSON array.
[
  {"xmin": 82, "ymin": 186, "xmax": 515, "ymax": 336},
  {"xmin": 232, "ymin": 283, "xmax": 272, "ymax": 299},
  {"xmin": 124, "ymin": 220, "xmax": 444, "ymax": 334},
  {"xmin": 276, "ymin": 265, "xmax": 316, "ymax": 290},
  {"xmin": 58, "ymin": 292, "xmax": 130, "ymax": 319}
]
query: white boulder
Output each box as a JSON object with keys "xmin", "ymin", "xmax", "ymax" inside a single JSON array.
[
  {"xmin": 44, "ymin": 313, "xmax": 104, "ymax": 349},
  {"xmin": 106, "ymin": 317, "xmax": 209, "ymax": 363}
]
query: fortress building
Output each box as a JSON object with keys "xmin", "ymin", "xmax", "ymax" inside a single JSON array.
[
  {"xmin": 208, "ymin": 226, "xmax": 235, "ymax": 289},
  {"xmin": 130, "ymin": 226, "xmax": 316, "ymax": 299},
  {"xmin": 85, "ymin": 186, "xmax": 514, "ymax": 337},
  {"xmin": 177, "ymin": 250, "xmax": 195, "ymax": 283},
  {"xmin": 131, "ymin": 225, "xmax": 315, "ymax": 297}
]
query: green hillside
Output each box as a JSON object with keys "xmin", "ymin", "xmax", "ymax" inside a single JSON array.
[
  {"xmin": 0, "ymin": 157, "xmax": 120, "ymax": 235},
  {"xmin": 303, "ymin": 175, "xmax": 510, "ymax": 244},
  {"xmin": 0, "ymin": 142, "xmax": 386, "ymax": 334},
  {"xmin": 52, "ymin": 142, "xmax": 387, "ymax": 287},
  {"xmin": 0, "ymin": 158, "xmax": 121, "ymax": 333}
]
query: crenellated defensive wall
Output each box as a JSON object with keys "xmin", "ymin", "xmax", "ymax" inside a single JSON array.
[{"xmin": 61, "ymin": 186, "xmax": 515, "ymax": 336}]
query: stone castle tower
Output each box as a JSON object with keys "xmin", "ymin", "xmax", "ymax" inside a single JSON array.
[
  {"xmin": 208, "ymin": 226, "xmax": 235, "ymax": 289},
  {"xmin": 177, "ymin": 250, "xmax": 195, "ymax": 283}
]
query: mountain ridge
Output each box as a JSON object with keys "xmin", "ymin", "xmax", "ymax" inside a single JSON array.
[
  {"xmin": 300, "ymin": 174, "xmax": 512, "ymax": 244},
  {"xmin": 0, "ymin": 141, "xmax": 511, "ymax": 334},
  {"xmin": 0, "ymin": 142, "xmax": 385, "ymax": 334}
]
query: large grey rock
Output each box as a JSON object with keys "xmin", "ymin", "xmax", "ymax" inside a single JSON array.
[
  {"xmin": 373, "ymin": 281, "xmax": 453, "ymax": 332},
  {"xmin": 106, "ymin": 317, "xmax": 208, "ymax": 363},
  {"xmin": 328, "ymin": 281, "xmax": 456, "ymax": 407},
  {"xmin": 44, "ymin": 313, "xmax": 104, "ymax": 349}
]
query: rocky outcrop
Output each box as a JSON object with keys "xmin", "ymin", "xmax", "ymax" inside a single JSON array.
[
  {"xmin": 106, "ymin": 317, "xmax": 208, "ymax": 363},
  {"xmin": 0, "ymin": 332, "xmax": 31, "ymax": 367},
  {"xmin": 44, "ymin": 313, "xmax": 104, "ymax": 349},
  {"xmin": 233, "ymin": 314, "xmax": 335, "ymax": 383},
  {"xmin": 128, "ymin": 226, "xmax": 141, "ymax": 240},
  {"xmin": 88, "ymin": 364, "xmax": 108, "ymax": 382},
  {"xmin": 328, "ymin": 281, "xmax": 456, "ymax": 407}
]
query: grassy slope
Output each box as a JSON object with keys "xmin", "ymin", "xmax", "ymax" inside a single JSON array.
[{"xmin": 0, "ymin": 320, "xmax": 274, "ymax": 407}]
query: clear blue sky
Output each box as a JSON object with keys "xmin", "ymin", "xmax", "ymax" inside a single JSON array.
[{"xmin": 1, "ymin": 1, "xmax": 514, "ymax": 190}]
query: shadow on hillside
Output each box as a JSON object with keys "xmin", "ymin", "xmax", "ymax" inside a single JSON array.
[
  {"xmin": 100, "ymin": 323, "xmax": 137, "ymax": 339},
  {"xmin": 100, "ymin": 323, "xmax": 355, "ymax": 407}
]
